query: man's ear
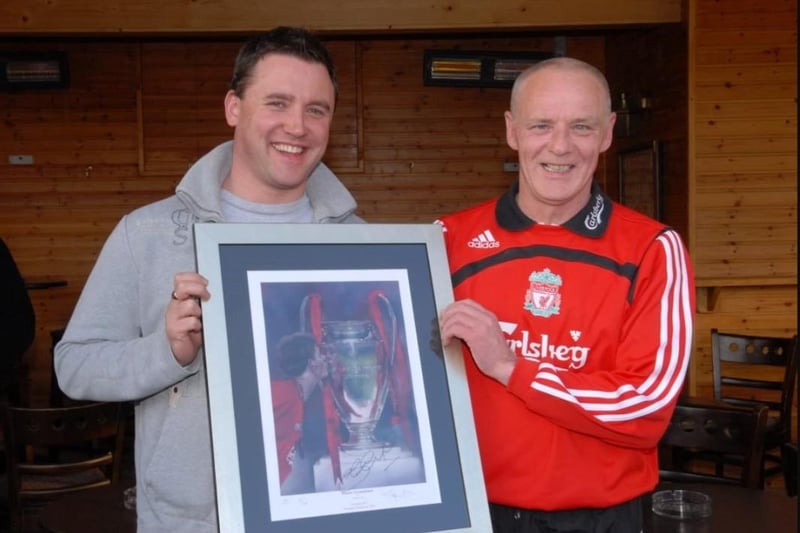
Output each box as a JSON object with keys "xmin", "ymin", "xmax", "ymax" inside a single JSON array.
[
  {"xmin": 504, "ymin": 110, "xmax": 519, "ymax": 151},
  {"xmin": 600, "ymin": 112, "xmax": 617, "ymax": 152},
  {"xmin": 224, "ymin": 90, "xmax": 240, "ymax": 127}
]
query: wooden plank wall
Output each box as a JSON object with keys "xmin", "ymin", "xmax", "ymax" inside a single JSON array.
[
  {"xmin": 3, "ymin": 0, "xmax": 796, "ymax": 429},
  {"xmin": 0, "ymin": 33, "xmax": 607, "ymax": 405},
  {"xmin": 688, "ymin": 0, "xmax": 798, "ymax": 405},
  {"xmin": 691, "ymin": 0, "xmax": 797, "ymax": 286}
]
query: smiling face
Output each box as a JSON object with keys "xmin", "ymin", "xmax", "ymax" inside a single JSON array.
[
  {"xmin": 505, "ymin": 61, "xmax": 616, "ymax": 224},
  {"xmin": 224, "ymin": 53, "xmax": 336, "ymax": 203}
]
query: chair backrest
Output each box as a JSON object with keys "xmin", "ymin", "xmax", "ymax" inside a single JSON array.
[
  {"xmin": 1, "ymin": 401, "xmax": 127, "ymax": 530},
  {"xmin": 659, "ymin": 399, "xmax": 768, "ymax": 489},
  {"xmin": 711, "ymin": 329, "xmax": 798, "ymax": 441}
]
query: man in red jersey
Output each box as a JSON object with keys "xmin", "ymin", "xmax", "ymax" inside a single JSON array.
[
  {"xmin": 437, "ymin": 57, "xmax": 695, "ymax": 532},
  {"xmin": 271, "ymin": 332, "xmax": 329, "ymax": 494}
]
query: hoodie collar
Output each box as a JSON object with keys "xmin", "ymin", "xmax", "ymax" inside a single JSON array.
[
  {"xmin": 496, "ymin": 181, "xmax": 612, "ymax": 238},
  {"xmin": 175, "ymin": 140, "xmax": 358, "ymax": 223}
]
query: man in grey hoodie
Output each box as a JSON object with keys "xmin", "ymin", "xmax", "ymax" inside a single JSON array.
[{"xmin": 54, "ymin": 26, "xmax": 362, "ymax": 532}]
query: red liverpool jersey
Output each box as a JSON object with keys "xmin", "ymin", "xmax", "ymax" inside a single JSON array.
[
  {"xmin": 437, "ymin": 183, "xmax": 695, "ymax": 510},
  {"xmin": 271, "ymin": 379, "xmax": 304, "ymax": 484}
]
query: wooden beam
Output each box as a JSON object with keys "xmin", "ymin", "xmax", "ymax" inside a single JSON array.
[{"xmin": 0, "ymin": 0, "xmax": 682, "ymax": 35}]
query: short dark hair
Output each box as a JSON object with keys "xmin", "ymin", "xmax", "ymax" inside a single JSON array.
[
  {"xmin": 276, "ymin": 332, "xmax": 317, "ymax": 378},
  {"xmin": 230, "ymin": 26, "xmax": 337, "ymax": 99}
]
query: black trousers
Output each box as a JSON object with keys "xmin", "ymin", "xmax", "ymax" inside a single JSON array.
[{"xmin": 489, "ymin": 496, "xmax": 643, "ymax": 533}]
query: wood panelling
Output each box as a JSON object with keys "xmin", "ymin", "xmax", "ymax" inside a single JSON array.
[
  {"xmin": 687, "ymin": 0, "xmax": 797, "ymax": 407},
  {"xmin": 0, "ymin": 0, "xmax": 681, "ymax": 34},
  {"xmin": 0, "ymin": 33, "xmax": 606, "ymax": 405},
  {"xmin": 138, "ymin": 41, "xmax": 361, "ymax": 173},
  {"xmin": 2, "ymin": 0, "xmax": 795, "ymax": 424},
  {"xmin": 689, "ymin": 0, "xmax": 797, "ymax": 288},
  {"xmin": 346, "ymin": 35, "xmax": 606, "ymax": 221}
]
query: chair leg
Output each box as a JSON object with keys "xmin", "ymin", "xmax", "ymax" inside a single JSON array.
[
  {"xmin": 714, "ymin": 458, "xmax": 724, "ymax": 477},
  {"xmin": 761, "ymin": 450, "xmax": 788, "ymax": 489},
  {"xmin": 782, "ymin": 443, "xmax": 798, "ymax": 497}
]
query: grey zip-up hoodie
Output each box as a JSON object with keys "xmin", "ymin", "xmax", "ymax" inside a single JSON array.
[{"xmin": 54, "ymin": 141, "xmax": 362, "ymax": 532}]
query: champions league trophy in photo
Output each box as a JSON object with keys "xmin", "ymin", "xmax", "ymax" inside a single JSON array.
[
  {"xmin": 323, "ymin": 317, "xmax": 393, "ymax": 448},
  {"xmin": 300, "ymin": 289, "xmax": 422, "ymax": 490},
  {"xmin": 301, "ymin": 290, "xmax": 397, "ymax": 451}
]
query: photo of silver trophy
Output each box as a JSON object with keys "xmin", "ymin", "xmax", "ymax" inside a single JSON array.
[
  {"xmin": 297, "ymin": 285, "xmax": 423, "ymax": 491},
  {"xmin": 301, "ymin": 290, "xmax": 397, "ymax": 451}
]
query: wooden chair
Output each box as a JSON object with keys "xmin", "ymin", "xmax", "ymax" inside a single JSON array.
[
  {"xmin": 783, "ymin": 442, "xmax": 797, "ymax": 497},
  {"xmin": 1, "ymin": 401, "xmax": 127, "ymax": 531},
  {"xmin": 658, "ymin": 398, "xmax": 769, "ymax": 489},
  {"xmin": 711, "ymin": 329, "xmax": 798, "ymax": 485}
]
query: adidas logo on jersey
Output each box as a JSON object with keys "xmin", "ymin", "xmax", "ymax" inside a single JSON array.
[{"xmin": 468, "ymin": 229, "xmax": 500, "ymax": 249}]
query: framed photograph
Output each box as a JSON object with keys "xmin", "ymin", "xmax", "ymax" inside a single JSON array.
[
  {"xmin": 618, "ymin": 140, "xmax": 662, "ymax": 220},
  {"xmin": 194, "ymin": 223, "xmax": 490, "ymax": 533}
]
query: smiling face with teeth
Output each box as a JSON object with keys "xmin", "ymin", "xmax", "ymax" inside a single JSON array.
[
  {"xmin": 504, "ymin": 59, "xmax": 615, "ymax": 225},
  {"xmin": 223, "ymin": 53, "xmax": 335, "ymax": 203}
]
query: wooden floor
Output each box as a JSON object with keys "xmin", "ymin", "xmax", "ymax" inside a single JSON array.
[{"xmin": 0, "ymin": 444, "xmax": 794, "ymax": 531}]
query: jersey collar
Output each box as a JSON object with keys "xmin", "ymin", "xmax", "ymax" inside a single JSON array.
[{"xmin": 495, "ymin": 181, "xmax": 612, "ymax": 238}]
